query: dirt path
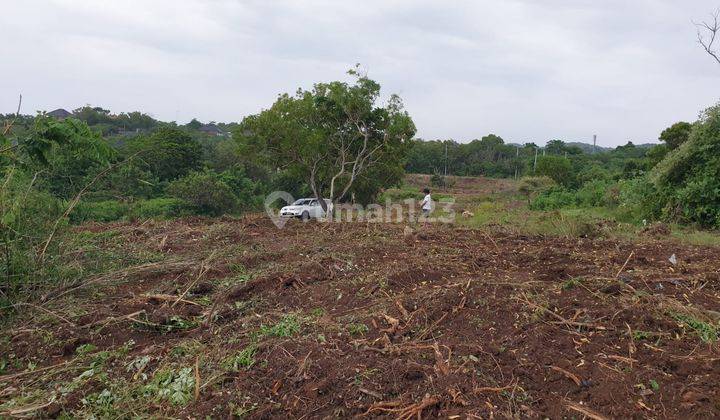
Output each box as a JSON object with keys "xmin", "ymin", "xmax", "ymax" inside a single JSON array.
[{"xmin": 2, "ymin": 215, "xmax": 719, "ymax": 418}]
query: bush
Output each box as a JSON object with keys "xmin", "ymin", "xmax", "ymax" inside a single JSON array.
[
  {"xmin": 618, "ymin": 177, "xmax": 664, "ymax": 223},
  {"xmin": 635, "ymin": 102, "xmax": 720, "ymax": 228},
  {"xmin": 378, "ymin": 187, "xmax": 424, "ymax": 202},
  {"xmin": 576, "ymin": 180, "xmax": 614, "ymax": 207},
  {"xmin": 535, "ymin": 156, "xmax": 574, "ymax": 187},
  {"xmin": 126, "ymin": 126, "xmax": 202, "ymax": 182},
  {"xmin": 530, "ymin": 187, "xmax": 576, "ymax": 210},
  {"xmin": 167, "ymin": 171, "xmax": 238, "ymax": 216},
  {"xmin": 218, "ymin": 167, "xmax": 265, "ymax": 210},
  {"xmin": 518, "ymin": 176, "xmax": 556, "ymax": 204},
  {"xmin": 71, "ymin": 200, "xmax": 129, "ymax": 223},
  {"xmin": 0, "ymin": 170, "xmax": 64, "ymax": 311},
  {"xmin": 128, "ymin": 198, "xmax": 188, "ymax": 220}
]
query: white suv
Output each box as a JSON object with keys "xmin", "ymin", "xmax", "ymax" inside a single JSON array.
[{"xmin": 280, "ymin": 198, "xmax": 331, "ymax": 220}]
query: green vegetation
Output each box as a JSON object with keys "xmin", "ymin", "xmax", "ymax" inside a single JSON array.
[
  {"xmin": 258, "ymin": 315, "xmax": 301, "ymax": 338},
  {"xmin": 669, "ymin": 312, "xmax": 719, "ymax": 343},
  {"xmin": 238, "ymin": 66, "xmax": 415, "ymax": 208},
  {"xmin": 406, "ymin": 104, "xmax": 720, "ymax": 230},
  {"xmin": 222, "ymin": 345, "xmax": 258, "ymax": 371}
]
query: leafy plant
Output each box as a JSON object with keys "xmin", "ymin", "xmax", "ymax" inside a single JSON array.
[
  {"xmin": 670, "ymin": 312, "xmax": 718, "ymax": 343},
  {"xmin": 144, "ymin": 367, "xmax": 195, "ymax": 406},
  {"xmin": 167, "ymin": 170, "xmax": 238, "ymax": 216},
  {"xmin": 347, "ymin": 322, "xmax": 369, "ymax": 336},
  {"xmin": 259, "ymin": 315, "xmax": 300, "ymax": 337},
  {"xmin": 222, "ymin": 345, "xmax": 257, "ymax": 371}
]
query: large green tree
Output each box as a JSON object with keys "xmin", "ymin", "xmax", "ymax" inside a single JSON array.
[
  {"xmin": 535, "ymin": 155, "xmax": 573, "ymax": 186},
  {"xmin": 659, "ymin": 121, "xmax": 692, "ymax": 150},
  {"xmin": 127, "ymin": 126, "xmax": 202, "ymax": 182},
  {"xmin": 238, "ymin": 68, "xmax": 416, "ymax": 210},
  {"xmin": 648, "ymin": 104, "xmax": 720, "ymax": 227}
]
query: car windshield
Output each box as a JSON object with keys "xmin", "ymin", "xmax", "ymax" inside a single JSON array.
[{"xmin": 292, "ymin": 199, "xmax": 311, "ymax": 205}]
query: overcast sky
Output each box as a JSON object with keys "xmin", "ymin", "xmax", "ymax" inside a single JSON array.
[{"xmin": 1, "ymin": 1, "xmax": 719, "ymax": 146}]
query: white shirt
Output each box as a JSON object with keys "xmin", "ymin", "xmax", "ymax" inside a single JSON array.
[{"xmin": 421, "ymin": 194, "xmax": 433, "ymax": 210}]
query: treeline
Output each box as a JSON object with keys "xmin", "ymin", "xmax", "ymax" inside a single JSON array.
[
  {"xmin": 0, "ymin": 109, "xmax": 301, "ymax": 309},
  {"xmin": 405, "ymin": 136, "xmax": 650, "ymax": 186},
  {"xmin": 0, "ymin": 106, "xmax": 239, "ymax": 137}
]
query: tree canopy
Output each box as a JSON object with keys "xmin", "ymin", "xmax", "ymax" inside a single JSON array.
[{"xmin": 237, "ymin": 68, "xmax": 416, "ymax": 207}]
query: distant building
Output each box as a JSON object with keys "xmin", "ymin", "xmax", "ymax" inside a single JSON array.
[
  {"xmin": 198, "ymin": 123, "xmax": 225, "ymax": 136},
  {"xmin": 47, "ymin": 108, "xmax": 72, "ymax": 119}
]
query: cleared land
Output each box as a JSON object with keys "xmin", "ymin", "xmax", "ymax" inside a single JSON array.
[{"xmin": 1, "ymin": 177, "xmax": 720, "ymax": 418}]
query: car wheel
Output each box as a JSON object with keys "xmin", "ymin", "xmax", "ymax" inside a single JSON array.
[{"xmin": 301, "ymin": 211, "xmax": 310, "ymax": 222}]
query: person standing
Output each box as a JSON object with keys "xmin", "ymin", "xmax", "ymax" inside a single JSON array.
[{"xmin": 420, "ymin": 187, "xmax": 433, "ymax": 223}]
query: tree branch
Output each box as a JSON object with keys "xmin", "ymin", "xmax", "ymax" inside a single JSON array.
[
  {"xmin": 2, "ymin": 94, "xmax": 22, "ymax": 138},
  {"xmin": 695, "ymin": 10, "xmax": 720, "ymax": 65}
]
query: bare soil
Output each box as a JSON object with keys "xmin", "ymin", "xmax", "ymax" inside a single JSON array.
[{"xmin": 2, "ymin": 208, "xmax": 720, "ymax": 418}]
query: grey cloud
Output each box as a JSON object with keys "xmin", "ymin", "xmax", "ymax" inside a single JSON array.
[{"xmin": 1, "ymin": 0, "xmax": 718, "ymax": 146}]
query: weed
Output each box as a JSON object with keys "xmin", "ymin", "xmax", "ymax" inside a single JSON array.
[
  {"xmin": 561, "ymin": 278, "xmax": 582, "ymax": 290},
  {"xmin": 632, "ymin": 330, "xmax": 652, "ymax": 340},
  {"xmin": 144, "ymin": 367, "xmax": 195, "ymax": 406},
  {"xmin": 75, "ymin": 343, "xmax": 98, "ymax": 355},
  {"xmin": 650, "ymin": 379, "xmax": 660, "ymax": 391},
  {"xmin": 229, "ymin": 263, "xmax": 246, "ymax": 273},
  {"xmin": 669, "ymin": 312, "xmax": 718, "ymax": 342},
  {"xmin": 347, "ymin": 322, "xmax": 369, "ymax": 336},
  {"xmin": 170, "ymin": 340, "xmax": 203, "ymax": 357},
  {"xmin": 230, "ymin": 398, "xmax": 258, "ymax": 418},
  {"xmin": 470, "ymin": 316, "xmax": 488, "ymax": 329},
  {"xmin": 222, "ymin": 273, "xmax": 251, "ymax": 288},
  {"xmin": 82, "ymin": 389, "xmax": 117, "ymax": 416},
  {"xmin": 310, "ymin": 308, "xmax": 325, "ymax": 318},
  {"xmin": 259, "ymin": 315, "xmax": 301, "ymax": 337},
  {"xmin": 126, "ymin": 356, "xmax": 152, "ymax": 380},
  {"xmin": 222, "ymin": 345, "xmax": 257, "ymax": 371}
]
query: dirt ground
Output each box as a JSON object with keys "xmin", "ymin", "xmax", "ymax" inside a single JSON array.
[{"xmin": 2, "ymin": 189, "xmax": 720, "ymax": 418}]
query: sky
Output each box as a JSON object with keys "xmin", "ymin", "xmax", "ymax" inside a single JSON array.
[{"xmin": 1, "ymin": 1, "xmax": 719, "ymax": 147}]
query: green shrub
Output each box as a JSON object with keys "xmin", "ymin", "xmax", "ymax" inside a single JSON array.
[
  {"xmin": 218, "ymin": 166, "xmax": 265, "ymax": 210},
  {"xmin": 1, "ymin": 171, "xmax": 65, "ymax": 311},
  {"xmin": 529, "ymin": 187, "xmax": 575, "ymax": 210},
  {"xmin": 70, "ymin": 200, "xmax": 129, "ymax": 223},
  {"xmin": 167, "ymin": 170, "xmax": 238, "ymax": 216},
  {"xmin": 618, "ymin": 177, "xmax": 664, "ymax": 223},
  {"xmin": 535, "ymin": 156, "xmax": 574, "ymax": 187},
  {"xmin": 379, "ymin": 186, "xmax": 423, "ymax": 202},
  {"xmin": 128, "ymin": 198, "xmax": 188, "ymax": 220},
  {"xmin": 518, "ymin": 176, "xmax": 556, "ymax": 204},
  {"xmin": 576, "ymin": 180, "xmax": 613, "ymax": 207},
  {"xmin": 628, "ymin": 102, "xmax": 720, "ymax": 228}
]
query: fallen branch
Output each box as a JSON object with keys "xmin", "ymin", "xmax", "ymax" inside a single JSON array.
[
  {"xmin": 520, "ymin": 296, "xmax": 610, "ymax": 331},
  {"xmin": 549, "ymin": 365, "xmax": 581, "ymax": 386},
  {"xmin": 84, "ymin": 310, "xmax": 145, "ymax": 329},
  {"xmin": 363, "ymin": 394, "xmax": 440, "ymax": 420},
  {"xmin": 565, "ymin": 400, "xmax": 609, "ymax": 420},
  {"xmin": 11, "ymin": 302, "xmax": 75, "ymax": 326},
  {"xmin": 0, "ymin": 399, "xmax": 55, "ymax": 417},
  {"xmin": 143, "ymin": 294, "xmax": 201, "ymax": 306},
  {"xmin": 615, "ymin": 250, "xmax": 634, "ymax": 278},
  {"xmin": 194, "ymin": 356, "xmax": 200, "ymax": 401},
  {"xmin": 358, "ymin": 387, "xmax": 383, "ymax": 399},
  {"xmin": 474, "ymin": 383, "xmax": 517, "ymax": 394},
  {"xmin": 0, "ymin": 361, "xmax": 70, "ymax": 382},
  {"xmin": 173, "ymin": 250, "xmax": 216, "ymax": 308}
]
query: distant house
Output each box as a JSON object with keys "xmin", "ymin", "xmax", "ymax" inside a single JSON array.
[
  {"xmin": 198, "ymin": 123, "xmax": 225, "ymax": 137},
  {"xmin": 47, "ymin": 108, "xmax": 73, "ymax": 119}
]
